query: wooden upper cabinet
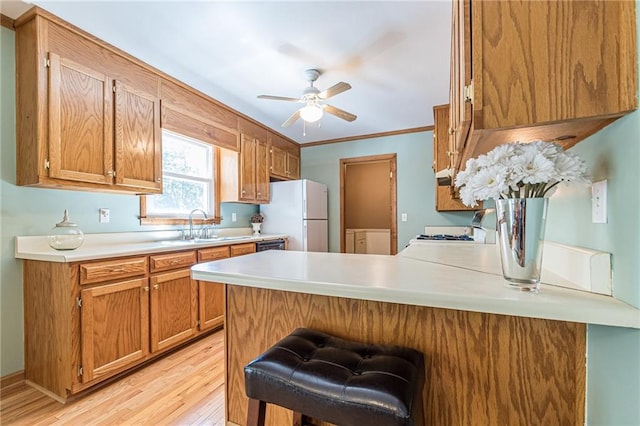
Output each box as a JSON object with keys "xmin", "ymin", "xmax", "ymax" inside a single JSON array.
[
  {"xmin": 450, "ymin": 0, "xmax": 638, "ymax": 176},
  {"xmin": 287, "ymin": 153, "xmax": 300, "ymax": 180},
  {"xmin": 255, "ymin": 138, "xmax": 270, "ymax": 202},
  {"xmin": 15, "ymin": 9, "xmax": 162, "ymax": 194},
  {"xmin": 48, "ymin": 53, "xmax": 113, "ymax": 185},
  {"xmin": 239, "ymin": 134, "xmax": 257, "ymax": 201},
  {"xmin": 269, "ymin": 132, "xmax": 301, "ymax": 180},
  {"xmin": 433, "ymin": 104, "xmax": 476, "ymax": 211},
  {"xmin": 114, "ymin": 81, "xmax": 162, "ymax": 192},
  {"xmin": 220, "ymin": 118, "xmax": 270, "ymax": 203}
]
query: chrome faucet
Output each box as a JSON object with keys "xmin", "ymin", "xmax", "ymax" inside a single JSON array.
[{"xmin": 188, "ymin": 208, "xmax": 208, "ymax": 239}]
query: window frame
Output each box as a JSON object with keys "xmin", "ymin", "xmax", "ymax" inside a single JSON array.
[{"xmin": 140, "ymin": 131, "xmax": 221, "ymax": 226}]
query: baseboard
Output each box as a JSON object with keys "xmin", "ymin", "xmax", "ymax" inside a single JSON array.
[{"xmin": 1, "ymin": 370, "xmax": 25, "ymax": 389}]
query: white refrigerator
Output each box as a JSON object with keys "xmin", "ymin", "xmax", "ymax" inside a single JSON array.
[{"xmin": 259, "ymin": 179, "xmax": 328, "ymax": 252}]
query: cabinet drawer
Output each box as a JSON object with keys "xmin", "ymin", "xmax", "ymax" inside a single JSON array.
[
  {"xmin": 230, "ymin": 243, "xmax": 256, "ymax": 257},
  {"xmin": 198, "ymin": 246, "xmax": 230, "ymax": 262},
  {"xmin": 80, "ymin": 257, "xmax": 148, "ymax": 285},
  {"xmin": 150, "ymin": 251, "xmax": 196, "ymax": 273}
]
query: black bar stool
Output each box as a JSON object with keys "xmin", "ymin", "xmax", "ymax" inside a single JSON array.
[{"xmin": 244, "ymin": 328, "xmax": 425, "ymax": 426}]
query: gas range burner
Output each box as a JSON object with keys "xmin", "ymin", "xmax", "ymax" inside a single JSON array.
[{"xmin": 417, "ymin": 234, "xmax": 474, "ymax": 241}]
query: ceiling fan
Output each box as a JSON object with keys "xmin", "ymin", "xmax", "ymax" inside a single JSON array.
[{"xmin": 257, "ymin": 69, "xmax": 357, "ymax": 127}]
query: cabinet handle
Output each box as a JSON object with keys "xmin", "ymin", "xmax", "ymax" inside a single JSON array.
[
  {"xmin": 144, "ymin": 286, "xmax": 149, "ymax": 292},
  {"xmin": 107, "ymin": 170, "xmax": 114, "ymax": 177},
  {"xmin": 153, "ymin": 284, "xmax": 159, "ymax": 290}
]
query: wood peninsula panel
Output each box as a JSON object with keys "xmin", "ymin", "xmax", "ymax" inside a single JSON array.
[{"xmin": 226, "ymin": 286, "xmax": 586, "ymax": 425}]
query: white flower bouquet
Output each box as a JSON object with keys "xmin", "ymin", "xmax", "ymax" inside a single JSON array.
[{"xmin": 455, "ymin": 141, "xmax": 590, "ymax": 207}]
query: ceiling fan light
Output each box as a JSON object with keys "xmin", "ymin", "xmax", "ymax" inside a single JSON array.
[{"xmin": 299, "ymin": 104, "xmax": 323, "ymax": 123}]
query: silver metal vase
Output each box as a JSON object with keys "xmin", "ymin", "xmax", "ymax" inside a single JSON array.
[{"xmin": 495, "ymin": 198, "xmax": 549, "ymax": 292}]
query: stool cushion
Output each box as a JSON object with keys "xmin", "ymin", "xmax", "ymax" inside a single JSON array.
[{"xmin": 244, "ymin": 328, "xmax": 424, "ymax": 426}]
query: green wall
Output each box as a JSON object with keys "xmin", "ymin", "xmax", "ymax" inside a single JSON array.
[{"xmin": 301, "ymin": 133, "xmax": 474, "ymax": 252}]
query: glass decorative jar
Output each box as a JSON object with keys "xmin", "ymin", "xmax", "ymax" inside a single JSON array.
[{"xmin": 48, "ymin": 210, "xmax": 84, "ymax": 250}]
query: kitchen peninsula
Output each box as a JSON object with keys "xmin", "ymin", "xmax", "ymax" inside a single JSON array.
[{"xmin": 191, "ymin": 249, "xmax": 640, "ymax": 425}]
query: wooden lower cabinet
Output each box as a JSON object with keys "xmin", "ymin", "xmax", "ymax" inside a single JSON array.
[
  {"xmin": 197, "ymin": 246, "xmax": 230, "ymax": 332},
  {"xmin": 150, "ymin": 269, "xmax": 198, "ymax": 352},
  {"xmin": 198, "ymin": 281, "xmax": 225, "ymax": 332},
  {"xmin": 80, "ymin": 278, "xmax": 150, "ymax": 383},
  {"xmin": 22, "ymin": 241, "xmax": 256, "ymax": 401}
]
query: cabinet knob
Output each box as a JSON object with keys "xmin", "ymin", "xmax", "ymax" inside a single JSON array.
[
  {"xmin": 144, "ymin": 286, "xmax": 149, "ymax": 292},
  {"xmin": 156, "ymin": 177, "xmax": 161, "ymax": 182},
  {"xmin": 107, "ymin": 170, "xmax": 114, "ymax": 177},
  {"xmin": 448, "ymin": 127, "xmax": 455, "ymax": 135},
  {"xmin": 153, "ymin": 284, "xmax": 159, "ymax": 290}
]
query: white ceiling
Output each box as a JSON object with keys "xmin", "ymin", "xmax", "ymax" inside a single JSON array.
[{"xmin": 1, "ymin": 0, "xmax": 452, "ymax": 144}]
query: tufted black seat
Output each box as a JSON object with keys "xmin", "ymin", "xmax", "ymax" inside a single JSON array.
[{"xmin": 244, "ymin": 328, "xmax": 425, "ymax": 426}]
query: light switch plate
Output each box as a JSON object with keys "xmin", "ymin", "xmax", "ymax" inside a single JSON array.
[
  {"xmin": 401, "ymin": 213, "xmax": 408, "ymax": 222},
  {"xmin": 591, "ymin": 180, "xmax": 607, "ymax": 224}
]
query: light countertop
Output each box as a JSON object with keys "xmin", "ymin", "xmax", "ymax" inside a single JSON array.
[
  {"xmin": 191, "ymin": 248, "xmax": 640, "ymax": 329},
  {"xmin": 14, "ymin": 231, "xmax": 287, "ymax": 262}
]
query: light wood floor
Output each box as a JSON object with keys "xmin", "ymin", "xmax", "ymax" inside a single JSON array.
[{"xmin": 0, "ymin": 331, "xmax": 225, "ymax": 425}]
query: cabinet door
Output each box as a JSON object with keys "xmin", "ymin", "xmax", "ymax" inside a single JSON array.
[
  {"xmin": 255, "ymin": 138, "xmax": 270, "ymax": 203},
  {"xmin": 114, "ymin": 81, "xmax": 162, "ymax": 193},
  {"xmin": 449, "ymin": 0, "xmax": 472, "ymax": 175},
  {"xmin": 80, "ymin": 278, "xmax": 149, "ymax": 383},
  {"xmin": 149, "ymin": 269, "xmax": 198, "ymax": 352},
  {"xmin": 287, "ymin": 153, "xmax": 300, "ymax": 179},
  {"xmin": 198, "ymin": 281, "xmax": 224, "ymax": 331},
  {"xmin": 433, "ymin": 104, "xmax": 476, "ymax": 211},
  {"xmin": 270, "ymin": 146, "xmax": 288, "ymax": 178},
  {"xmin": 239, "ymin": 134, "xmax": 256, "ymax": 201},
  {"xmin": 48, "ymin": 53, "xmax": 113, "ymax": 185}
]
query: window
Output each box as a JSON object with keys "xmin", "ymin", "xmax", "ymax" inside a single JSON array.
[{"xmin": 140, "ymin": 130, "xmax": 218, "ymax": 224}]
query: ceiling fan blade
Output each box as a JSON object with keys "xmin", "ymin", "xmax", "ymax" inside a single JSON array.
[
  {"xmin": 257, "ymin": 95, "xmax": 300, "ymax": 102},
  {"xmin": 282, "ymin": 110, "xmax": 301, "ymax": 127},
  {"xmin": 318, "ymin": 82, "xmax": 351, "ymax": 99},
  {"xmin": 324, "ymin": 104, "xmax": 357, "ymax": 122}
]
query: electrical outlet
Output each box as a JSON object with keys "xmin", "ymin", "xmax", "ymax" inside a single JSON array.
[
  {"xmin": 231, "ymin": 212, "xmax": 237, "ymax": 222},
  {"xmin": 591, "ymin": 180, "xmax": 607, "ymax": 224},
  {"xmin": 401, "ymin": 213, "xmax": 408, "ymax": 222},
  {"xmin": 99, "ymin": 208, "xmax": 110, "ymax": 223}
]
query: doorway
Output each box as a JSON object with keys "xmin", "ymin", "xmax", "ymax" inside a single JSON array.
[{"xmin": 340, "ymin": 154, "xmax": 397, "ymax": 255}]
